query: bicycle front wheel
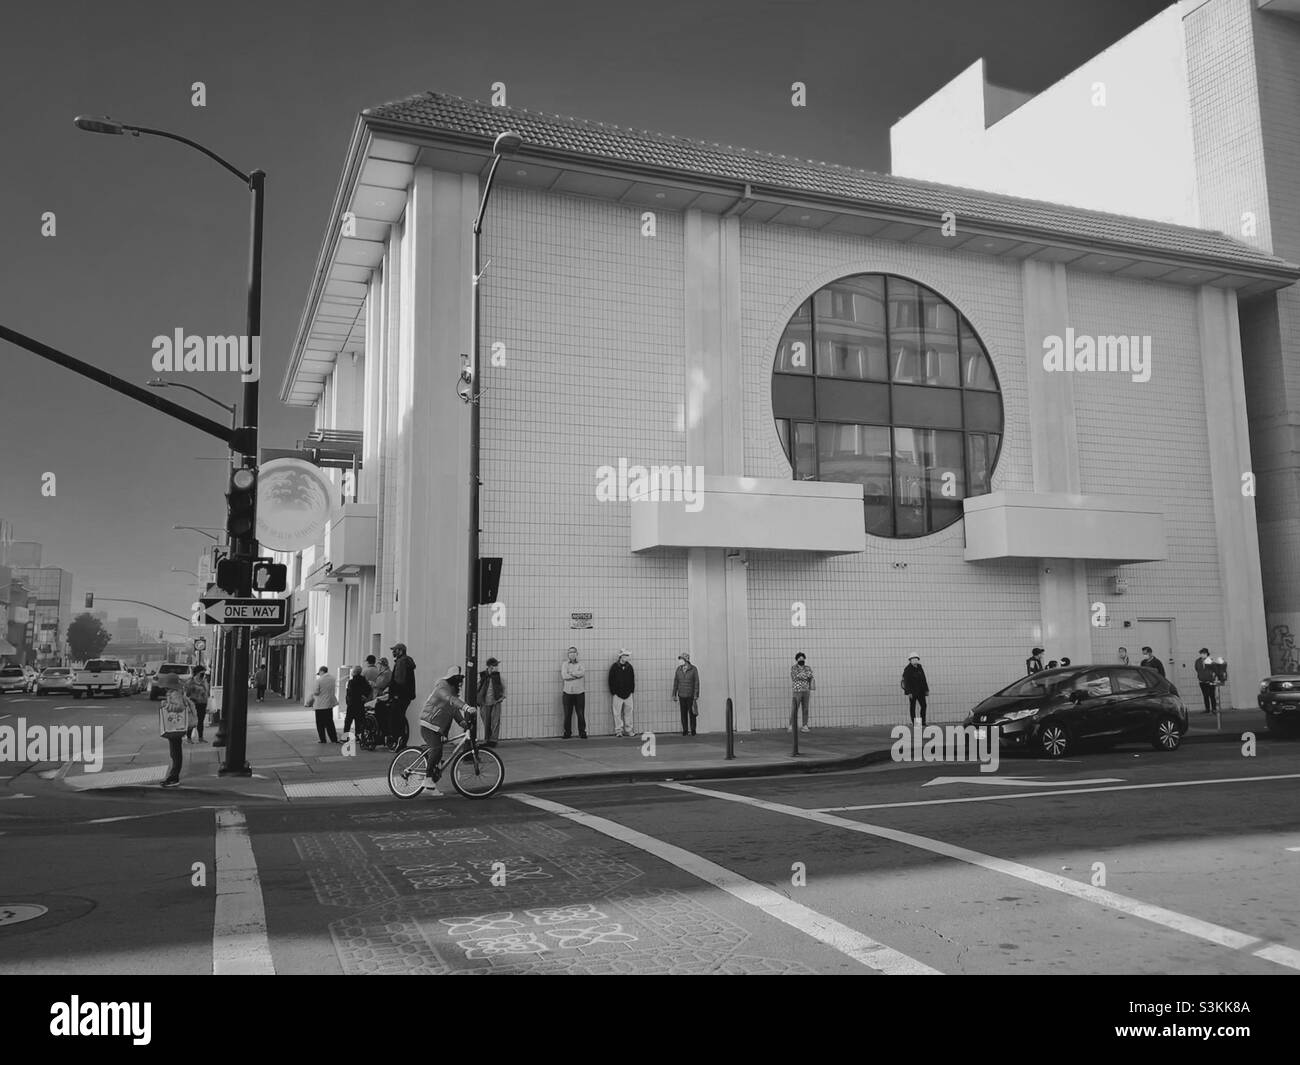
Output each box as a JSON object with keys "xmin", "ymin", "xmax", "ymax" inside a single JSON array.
[
  {"xmin": 450, "ymin": 745, "xmax": 504, "ymax": 798},
  {"xmin": 388, "ymin": 747, "xmax": 430, "ymax": 799}
]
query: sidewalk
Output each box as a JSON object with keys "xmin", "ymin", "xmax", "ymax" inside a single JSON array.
[{"xmin": 59, "ymin": 696, "xmax": 1269, "ymax": 801}]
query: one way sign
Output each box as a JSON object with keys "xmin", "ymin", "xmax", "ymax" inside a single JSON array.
[{"xmin": 200, "ymin": 597, "xmax": 288, "ymax": 626}]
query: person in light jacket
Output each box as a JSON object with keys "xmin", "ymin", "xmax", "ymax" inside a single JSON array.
[
  {"xmin": 561, "ymin": 647, "xmax": 587, "ymax": 739},
  {"xmin": 184, "ymin": 667, "xmax": 210, "ymax": 743},
  {"xmin": 672, "ymin": 653, "xmax": 700, "ymax": 736},
  {"xmin": 157, "ymin": 670, "xmax": 196, "ymax": 788},
  {"xmin": 309, "ymin": 666, "xmax": 339, "ymax": 743},
  {"xmin": 901, "ymin": 653, "xmax": 930, "ymax": 726}
]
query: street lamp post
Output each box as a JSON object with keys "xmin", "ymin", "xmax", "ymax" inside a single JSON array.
[
  {"xmin": 463, "ymin": 131, "xmax": 522, "ymax": 712},
  {"xmin": 77, "ymin": 114, "xmax": 264, "ymax": 777}
]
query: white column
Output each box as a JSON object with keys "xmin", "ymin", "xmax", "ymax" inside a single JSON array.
[
  {"xmin": 683, "ymin": 210, "xmax": 746, "ymax": 732},
  {"xmin": 1198, "ymin": 284, "xmax": 1269, "ymax": 705},
  {"xmin": 1022, "ymin": 260, "xmax": 1089, "ymax": 659}
]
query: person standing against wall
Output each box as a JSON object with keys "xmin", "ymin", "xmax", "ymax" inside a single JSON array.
[
  {"xmin": 1117, "ymin": 647, "xmax": 1130, "ymax": 666},
  {"xmin": 609, "ymin": 649, "xmax": 636, "ymax": 737},
  {"xmin": 1195, "ymin": 647, "xmax": 1217, "ymax": 714},
  {"xmin": 790, "ymin": 652, "xmax": 815, "ymax": 733},
  {"xmin": 901, "ymin": 653, "xmax": 929, "ymax": 726},
  {"xmin": 344, "ymin": 665, "xmax": 371, "ymax": 737},
  {"xmin": 477, "ymin": 657, "xmax": 506, "ymax": 747},
  {"xmin": 561, "ymin": 647, "xmax": 587, "ymax": 739},
  {"xmin": 672, "ymin": 653, "xmax": 700, "ymax": 736},
  {"xmin": 1026, "ymin": 648, "xmax": 1045, "ymax": 674},
  {"xmin": 1140, "ymin": 646, "xmax": 1166, "ymax": 677}
]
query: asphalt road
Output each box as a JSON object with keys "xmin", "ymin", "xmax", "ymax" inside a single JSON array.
[{"xmin": 2, "ymin": 698, "xmax": 1298, "ymax": 977}]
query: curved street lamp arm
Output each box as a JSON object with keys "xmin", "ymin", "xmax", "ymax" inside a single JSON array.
[
  {"xmin": 124, "ymin": 124, "xmax": 251, "ymax": 185},
  {"xmin": 155, "ymin": 379, "xmax": 236, "ymax": 416}
]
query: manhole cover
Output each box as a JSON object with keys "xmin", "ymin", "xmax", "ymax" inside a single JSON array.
[{"xmin": 0, "ymin": 904, "xmax": 48, "ymax": 926}]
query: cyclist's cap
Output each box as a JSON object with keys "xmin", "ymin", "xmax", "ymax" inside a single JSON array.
[
  {"xmin": 443, "ymin": 666, "xmax": 464, "ymax": 681},
  {"xmin": 907, "ymin": 653, "xmax": 920, "ymax": 661},
  {"xmin": 485, "ymin": 657, "xmax": 499, "ymax": 667},
  {"xmin": 391, "ymin": 642, "xmax": 407, "ymax": 654},
  {"xmin": 617, "ymin": 648, "xmax": 631, "ymax": 657},
  {"xmin": 567, "ymin": 646, "xmax": 578, "ymax": 654},
  {"xmin": 1031, "ymin": 647, "xmax": 1045, "ymax": 655},
  {"xmin": 1198, "ymin": 648, "xmax": 1209, "ymax": 655}
]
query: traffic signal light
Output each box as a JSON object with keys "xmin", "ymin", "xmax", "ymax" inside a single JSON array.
[
  {"xmin": 84, "ymin": 593, "xmax": 93, "ymax": 608},
  {"xmin": 226, "ymin": 466, "xmax": 257, "ymax": 539}
]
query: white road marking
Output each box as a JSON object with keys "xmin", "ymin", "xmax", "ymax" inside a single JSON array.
[
  {"xmin": 86, "ymin": 805, "xmax": 221, "ymax": 824},
  {"xmin": 921, "ymin": 775, "xmax": 1123, "ymax": 788},
  {"xmin": 664, "ymin": 782, "xmax": 1300, "ymax": 973},
  {"xmin": 1287, "ymin": 847, "xmax": 1300, "ymax": 853},
  {"xmin": 213, "ymin": 807, "xmax": 275, "ymax": 975},
  {"xmin": 510, "ymin": 791, "xmax": 939, "ymax": 975},
  {"xmin": 816, "ymin": 772, "xmax": 1300, "ymax": 813},
  {"xmin": 0, "ymin": 794, "xmax": 34, "ymax": 800}
]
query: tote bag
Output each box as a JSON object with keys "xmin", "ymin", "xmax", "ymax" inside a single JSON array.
[{"xmin": 159, "ymin": 690, "xmax": 195, "ymax": 737}]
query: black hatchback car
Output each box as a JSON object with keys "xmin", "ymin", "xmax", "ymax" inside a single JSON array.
[{"xmin": 963, "ymin": 664, "xmax": 1189, "ymax": 759}]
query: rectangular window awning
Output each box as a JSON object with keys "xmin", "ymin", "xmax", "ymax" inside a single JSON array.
[{"xmin": 963, "ymin": 491, "xmax": 1167, "ymax": 562}]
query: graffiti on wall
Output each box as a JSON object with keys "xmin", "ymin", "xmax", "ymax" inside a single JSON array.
[{"xmin": 1268, "ymin": 624, "xmax": 1300, "ymax": 675}]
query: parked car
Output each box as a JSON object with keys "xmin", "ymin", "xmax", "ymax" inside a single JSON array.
[
  {"xmin": 963, "ymin": 664, "xmax": 1189, "ymax": 759},
  {"xmin": 35, "ymin": 667, "xmax": 76, "ymax": 695},
  {"xmin": 1258, "ymin": 673, "xmax": 1300, "ymax": 736},
  {"xmin": 0, "ymin": 666, "xmax": 28, "ymax": 694},
  {"xmin": 72, "ymin": 658, "xmax": 130, "ymax": 699},
  {"xmin": 149, "ymin": 662, "xmax": 193, "ymax": 700}
]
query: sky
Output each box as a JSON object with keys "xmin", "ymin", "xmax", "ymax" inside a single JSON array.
[{"xmin": 0, "ymin": 0, "xmax": 1172, "ymax": 629}]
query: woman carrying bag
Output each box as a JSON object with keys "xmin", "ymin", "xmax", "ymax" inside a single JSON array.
[
  {"xmin": 901, "ymin": 653, "xmax": 929, "ymax": 727},
  {"xmin": 157, "ymin": 671, "xmax": 197, "ymax": 788}
]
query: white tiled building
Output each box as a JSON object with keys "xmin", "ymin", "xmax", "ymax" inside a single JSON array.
[{"xmin": 279, "ymin": 90, "xmax": 1297, "ymax": 738}]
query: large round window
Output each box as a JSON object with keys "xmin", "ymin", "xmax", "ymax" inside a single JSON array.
[{"xmin": 772, "ymin": 273, "xmax": 1003, "ymax": 538}]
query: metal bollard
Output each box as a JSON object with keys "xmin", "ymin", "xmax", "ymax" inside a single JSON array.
[
  {"xmin": 725, "ymin": 697, "xmax": 735, "ymax": 760},
  {"xmin": 791, "ymin": 703, "xmax": 800, "ymax": 757}
]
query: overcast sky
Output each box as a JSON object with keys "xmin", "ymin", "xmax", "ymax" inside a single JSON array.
[{"xmin": 0, "ymin": 0, "xmax": 1171, "ymax": 627}]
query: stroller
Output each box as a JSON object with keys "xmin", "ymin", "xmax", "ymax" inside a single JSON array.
[{"xmin": 360, "ymin": 697, "xmax": 403, "ymax": 752}]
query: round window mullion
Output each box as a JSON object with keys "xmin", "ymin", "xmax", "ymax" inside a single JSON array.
[{"xmin": 771, "ymin": 272, "xmax": 1001, "ymax": 539}]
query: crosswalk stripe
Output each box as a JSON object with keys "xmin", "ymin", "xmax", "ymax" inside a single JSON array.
[
  {"xmin": 510, "ymin": 791, "xmax": 939, "ymax": 975},
  {"xmin": 213, "ymin": 808, "xmax": 275, "ymax": 975},
  {"xmin": 663, "ymin": 782, "xmax": 1300, "ymax": 973}
]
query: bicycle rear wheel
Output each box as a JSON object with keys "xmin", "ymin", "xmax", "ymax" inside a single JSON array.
[
  {"xmin": 450, "ymin": 745, "xmax": 504, "ymax": 798},
  {"xmin": 388, "ymin": 747, "xmax": 431, "ymax": 799}
]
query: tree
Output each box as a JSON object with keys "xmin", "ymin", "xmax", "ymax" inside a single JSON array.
[{"xmin": 67, "ymin": 612, "xmax": 111, "ymax": 662}]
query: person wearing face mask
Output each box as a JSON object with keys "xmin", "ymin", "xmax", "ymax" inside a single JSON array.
[{"xmin": 789, "ymin": 652, "xmax": 815, "ymax": 733}]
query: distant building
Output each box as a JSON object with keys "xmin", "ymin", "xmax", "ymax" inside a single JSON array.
[{"xmin": 12, "ymin": 565, "xmax": 73, "ymax": 666}]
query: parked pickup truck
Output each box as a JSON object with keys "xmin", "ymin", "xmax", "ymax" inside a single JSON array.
[{"xmin": 72, "ymin": 658, "xmax": 130, "ymax": 699}]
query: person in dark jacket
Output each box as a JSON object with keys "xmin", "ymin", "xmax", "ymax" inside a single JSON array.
[
  {"xmin": 672, "ymin": 653, "xmax": 700, "ymax": 736},
  {"xmin": 608, "ymin": 649, "xmax": 636, "ymax": 737},
  {"xmin": 477, "ymin": 658, "xmax": 506, "ymax": 747},
  {"xmin": 1026, "ymin": 648, "xmax": 1045, "ymax": 674},
  {"xmin": 388, "ymin": 642, "xmax": 416, "ymax": 747},
  {"xmin": 901, "ymin": 653, "xmax": 930, "ymax": 726},
  {"xmin": 343, "ymin": 665, "xmax": 371, "ymax": 737},
  {"xmin": 1140, "ymin": 646, "xmax": 1166, "ymax": 677}
]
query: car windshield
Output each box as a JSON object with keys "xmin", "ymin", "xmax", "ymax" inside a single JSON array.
[
  {"xmin": 159, "ymin": 665, "xmax": 189, "ymax": 674},
  {"xmin": 1, "ymin": 667, "xmax": 23, "ymax": 677},
  {"xmin": 43, "ymin": 669, "xmax": 70, "ymax": 676},
  {"xmin": 997, "ymin": 671, "xmax": 1080, "ymax": 699}
]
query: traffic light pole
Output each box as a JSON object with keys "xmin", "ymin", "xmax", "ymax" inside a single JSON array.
[{"xmin": 220, "ymin": 169, "xmax": 264, "ymax": 778}]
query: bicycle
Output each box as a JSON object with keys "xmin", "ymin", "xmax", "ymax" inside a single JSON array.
[{"xmin": 387, "ymin": 714, "xmax": 505, "ymax": 799}]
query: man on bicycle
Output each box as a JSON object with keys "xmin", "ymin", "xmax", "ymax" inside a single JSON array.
[{"xmin": 420, "ymin": 666, "xmax": 476, "ymax": 783}]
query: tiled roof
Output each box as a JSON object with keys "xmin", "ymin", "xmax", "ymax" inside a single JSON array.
[{"xmin": 363, "ymin": 92, "xmax": 1297, "ymax": 276}]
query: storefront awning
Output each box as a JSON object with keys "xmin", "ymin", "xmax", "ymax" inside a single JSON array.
[{"xmin": 270, "ymin": 624, "xmax": 304, "ymax": 647}]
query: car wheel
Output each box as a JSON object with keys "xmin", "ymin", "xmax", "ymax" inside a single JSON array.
[
  {"xmin": 1037, "ymin": 721, "xmax": 1071, "ymax": 759},
  {"xmin": 1151, "ymin": 715, "xmax": 1182, "ymax": 752}
]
